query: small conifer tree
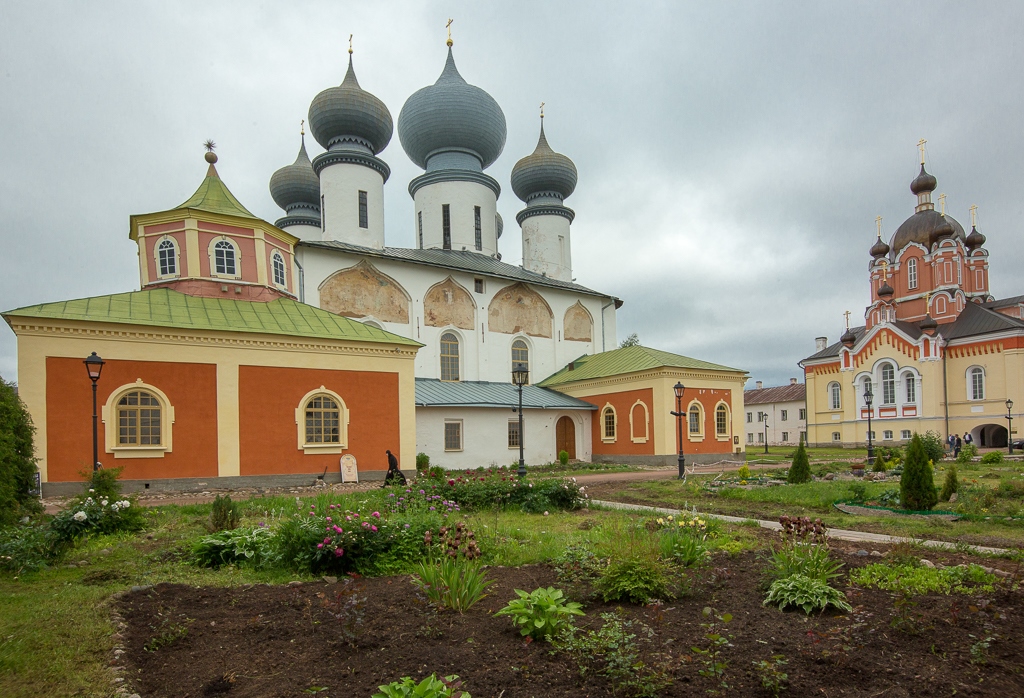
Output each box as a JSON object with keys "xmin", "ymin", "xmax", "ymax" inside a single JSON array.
[
  {"xmin": 787, "ymin": 441, "xmax": 811, "ymax": 484},
  {"xmin": 900, "ymin": 434, "xmax": 938, "ymax": 511},
  {"xmin": 939, "ymin": 465, "xmax": 959, "ymax": 502},
  {"xmin": 872, "ymin": 453, "xmax": 886, "ymax": 473}
]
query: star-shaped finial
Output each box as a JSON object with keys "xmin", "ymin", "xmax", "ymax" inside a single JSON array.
[{"xmin": 203, "ymin": 139, "xmax": 217, "ymax": 152}]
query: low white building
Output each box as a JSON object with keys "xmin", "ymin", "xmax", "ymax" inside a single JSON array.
[{"xmin": 743, "ymin": 379, "xmax": 807, "ymax": 446}]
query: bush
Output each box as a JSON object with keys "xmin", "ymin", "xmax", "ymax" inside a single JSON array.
[
  {"xmin": 558, "ymin": 450, "xmax": 570, "ymax": 466},
  {"xmin": 876, "ymin": 446, "xmax": 903, "ymax": 465},
  {"xmin": 787, "ymin": 441, "xmax": 811, "ymax": 484},
  {"xmin": 940, "ymin": 465, "xmax": 959, "ymax": 502},
  {"xmin": 764, "ymin": 574, "xmax": 852, "ymax": 614},
  {"xmin": 981, "ymin": 451, "xmax": 1005, "ymax": 465},
  {"xmin": 416, "ymin": 453, "xmax": 431, "ymax": 471},
  {"xmin": 495, "ymin": 587, "xmax": 584, "ymax": 640},
  {"xmin": 872, "ymin": 453, "xmax": 886, "ymax": 473},
  {"xmin": 957, "ymin": 444, "xmax": 979, "ymax": 464},
  {"xmin": 596, "ymin": 557, "xmax": 679, "ymax": 604},
  {"xmin": 192, "ymin": 526, "xmax": 277, "ymax": 569},
  {"xmin": 901, "ymin": 434, "xmax": 938, "ymax": 511},
  {"xmin": 373, "ymin": 674, "xmax": 469, "ymax": 698},
  {"xmin": 0, "ymin": 523, "xmax": 59, "ymax": 573},
  {"xmin": 423, "ymin": 470, "xmax": 586, "ymax": 513},
  {"xmin": 737, "ymin": 464, "xmax": 751, "ymax": 480},
  {"xmin": 0, "ymin": 378, "xmax": 39, "ymax": 527},
  {"xmin": 765, "ymin": 543, "xmax": 843, "ymax": 585},
  {"xmin": 210, "ymin": 494, "xmax": 240, "ymax": 531},
  {"xmin": 85, "ymin": 466, "xmax": 124, "ymax": 501},
  {"xmin": 851, "ymin": 562, "xmax": 997, "ymax": 595},
  {"xmin": 48, "ymin": 494, "xmax": 145, "ymax": 545},
  {"xmin": 413, "ymin": 556, "xmax": 492, "ymax": 612},
  {"xmin": 918, "ymin": 431, "xmax": 947, "ymax": 463},
  {"xmin": 554, "ymin": 544, "xmax": 606, "ymax": 601}
]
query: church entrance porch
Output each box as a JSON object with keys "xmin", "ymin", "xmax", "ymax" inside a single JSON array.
[{"xmin": 556, "ymin": 416, "xmax": 576, "ymax": 460}]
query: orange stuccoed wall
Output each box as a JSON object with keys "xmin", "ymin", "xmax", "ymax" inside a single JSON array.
[
  {"xmin": 676, "ymin": 388, "xmax": 734, "ymax": 455},
  {"xmin": 237, "ymin": 366, "xmax": 401, "ymax": 475},
  {"xmin": 589, "ymin": 388, "xmax": 656, "ymax": 456},
  {"xmin": 46, "ymin": 357, "xmax": 219, "ymax": 482}
]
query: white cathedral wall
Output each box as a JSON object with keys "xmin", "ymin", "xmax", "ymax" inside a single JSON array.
[
  {"xmin": 416, "ymin": 407, "xmax": 594, "ymax": 469},
  {"xmin": 280, "ymin": 222, "xmax": 322, "ymax": 242},
  {"xmin": 522, "ymin": 214, "xmax": 572, "ymax": 282},
  {"xmin": 320, "ymin": 163, "xmax": 386, "ymax": 249},
  {"xmin": 414, "ymin": 181, "xmax": 498, "ymax": 256}
]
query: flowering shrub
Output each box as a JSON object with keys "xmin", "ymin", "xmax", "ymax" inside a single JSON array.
[
  {"xmin": 654, "ymin": 515, "xmax": 712, "ymax": 567},
  {"xmin": 49, "ymin": 493, "xmax": 145, "ymax": 545},
  {"xmin": 424, "ymin": 521, "xmax": 481, "ymax": 560},
  {"xmin": 421, "ymin": 469, "xmax": 587, "ymax": 512}
]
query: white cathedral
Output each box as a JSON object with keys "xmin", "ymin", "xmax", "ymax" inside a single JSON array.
[{"xmin": 267, "ymin": 41, "xmax": 622, "ymax": 468}]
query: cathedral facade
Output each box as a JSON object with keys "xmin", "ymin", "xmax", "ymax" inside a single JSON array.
[{"xmin": 801, "ymin": 152, "xmax": 1024, "ymax": 448}]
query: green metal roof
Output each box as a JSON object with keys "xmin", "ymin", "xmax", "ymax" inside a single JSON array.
[
  {"xmin": 538, "ymin": 345, "xmax": 744, "ymax": 387},
  {"xmin": 173, "ymin": 164, "xmax": 257, "ymax": 218},
  {"xmin": 415, "ymin": 378, "xmax": 597, "ymax": 410},
  {"xmin": 3, "ymin": 289, "xmax": 421, "ymax": 346}
]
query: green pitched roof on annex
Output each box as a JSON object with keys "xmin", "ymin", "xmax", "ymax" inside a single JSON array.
[
  {"xmin": 3, "ymin": 288, "xmax": 421, "ymax": 346},
  {"xmin": 538, "ymin": 345, "xmax": 743, "ymax": 387}
]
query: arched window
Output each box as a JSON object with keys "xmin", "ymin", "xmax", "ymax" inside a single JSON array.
[
  {"xmin": 688, "ymin": 402, "xmax": 703, "ymax": 437},
  {"xmin": 903, "ymin": 372, "xmax": 916, "ymax": 403},
  {"xmin": 716, "ymin": 404, "xmax": 729, "ymax": 437},
  {"xmin": 881, "ymin": 363, "xmax": 895, "ymax": 405},
  {"xmin": 602, "ymin": 405, "xmax": 617, "ymax": 442},
  {"xmin": 629, "ymin": 400, "xmax": 649, "ymax": 443},
  {"xmin": 969, "ymin": 367, "xmax": 985, "ymax": 401},
  {"xmin": 511, "ymin": 339, "xmax": 529, "ymax": 383},
  {"xmin": 213, "ymin": 239, "xmax": 237, "ymax": 276},
  {"xmin": 295, "ymin": 387, "xmax": 348, "ymax": 453},
  {"xmin": 117, "ymin": 390, "xmax": 162, "ymax": 446},
  {"xmin": 829, "ymin": 382, "xmax": 841, "ymax": 410},
  {"xmin": 907, "ymin": 258, "xmax": 918, "ymax": 289},
  {"xmin": 440, "ymin": 332, "xmax": 460, "ymax": 382},
  {"xmin": 157, "ymin": 238, "xmax": 177, "ymax": 277},
  {"xmin": 272, "ymin": 251, "xmax": 287, "ymax": 287}
]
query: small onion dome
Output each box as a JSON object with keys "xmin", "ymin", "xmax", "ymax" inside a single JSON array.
[
  {"xmin": 841, "ymin": 328, "xmax": 857, "ymax": 348},
  {"xmin": 929, "ymin": 215, "xmax": 955, "ymax": 246},
  {"xmin": 495, "ymin": 212, "xmax": 504, "ymax": 239},
  {"xmin": 398, "ymin": 48, "xmax": 507, "ymax": 170},
  {"xmin": 878, "ymin": 282, "xmax": 894, "ymax": 299},
  {"xmin": 920, "ymin": 314, "xmax": 938, "ymax": 335},
  {"xmin": 269, "ymin": 136, "xmax": 320, "ymax": 212},
  {"xmin": 910, "ymin": 164, "xmax": 937, "ymax": 194},
  {"xmin": 966, "ymin": 225, "xmax": 987, "ymax": 250},
  {"xmin": 510, "ymin": 122, "xmax": 578, "ymax": 202},
  {"xmin": 308, "ymin": 56, "xmax": 393, "ymax": 154},
  {"xmin": 870, "ymin": 236, "xmax": 890, "ymax": 259},
  {"xmin": 892, "ymin": 209, "xmax": 966, "ymax": 252}
]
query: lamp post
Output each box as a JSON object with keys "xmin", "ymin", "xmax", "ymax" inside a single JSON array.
[
  {"xmin": 763, "ymin": 414, "xmax": 769, "ymax": 454},
  {"xmin": 669, "ymin": 382, "xmax": 686, "ymax": 480},
  {"xmin": 1007, "ymin": 399, "xmax": 1014, "ymax": 456},
  {"xmin": 83, "ymin": 352, "xmax": 105, "ymax": 472},
  {"xmin": 864, "ymin": 386, "xmax": 875, "ymax": 461},
  {"xmin": 512, "ymin": 362, "xmax": 529, "ymax": 478}
]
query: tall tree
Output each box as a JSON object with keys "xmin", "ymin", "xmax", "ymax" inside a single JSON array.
[
  {"xmin": 619, "ymin": 333, "xmax": 640, "ymax": 348},
  {"xmin": 901, "ymin": 433, "xmax": 938, "ymax": 511},
  {"xmin": 0, "ymin": 378, "xmax": 39, "ymax": 524},
  {"xmin": 788, "ymin": 441, "xmax": 811, "ymax": 484}
]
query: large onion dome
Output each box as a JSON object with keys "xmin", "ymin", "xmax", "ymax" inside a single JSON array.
[
  {"xmin": 269, "ymin": 135, "xmax": 319, "ymax": 212},
  {"xmin": 891, "ymin": 209, "xmax": 966, "ymax": 252},
  {"xmin": 511, "ymin": 121, "xmax": 578, "ymax": 202},
  {"xmin": 870, "ymin": 235, "xmax": 890, "ymax": 259},
  {"xmin": 966, "ymin": 225, "xmax": 987, "ymax": 250},
  {"xmin": 308, "ymin": 56, "xmax": 393, "ymax": 154},
  {"xmin": 398, "ymin": 48, "xmax": 506, "ymax": 170},
  {"xmin": 910, "ymin": 164, "xmax": 937, "ymax": 194}
]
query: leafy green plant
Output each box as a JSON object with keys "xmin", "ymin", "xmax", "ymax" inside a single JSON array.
[
  {"xmin": 753, "ymin": 656, "xmax": 789, "ymax": 697},
  {"xmin": 413, "ymin": 556, "xmax": 492, "ymax": 612},
  {"xmin": 0, "ymin": 522, "xmax": 60, "ymax": 573},
  {"xmin": 210, "ymin": 494, "xmax": 240, "ymax": 531},
  {"xmin": 596, "ymin": 557, "xmax": 679, "ymax": 604},
  {"xmin": 558, "ymin": 450, "xmax": 570, "ymax": 466},
  {"xmin": 764, "ymin": 574, "xmax": 852, "ymax": 614},
  {"xmin": 192, "ymin": 526, "xmax": 277, "ymax": 568},
  {"xmin": 737, "ymin": 464, "xmax": 751, "ymax": 480},
  {"xmin": 956, "ymin": 444, "xmax": 978, "ymax": 464},
  {"xmin": 416, "ymin": 453, "xmax": 431, "ymax": 471},
  {"xmin": 0, "ymin": 377, "xmax": 39, "ymax": 527},
  {"xmin": 877, "ymin": 488, "xmax": 900, "ymax": 507},
  {"xmin": 969, "ymin": 635, "xmax": 995, "ymax": 665},
  {"xmin": 850, "ymin": 562, "xmax": 997, "ymax": 595},
  {"xmin": 48, "ymin": 493, "xmax": 145, "ymax": 545},
  {"xmin": 787, "ymin": 442, "xmax": 811, "ymax": 484},
  {"xmin": 939, "ymin": 465, "xmax": 959, "ymax": 502},
  {"xmin": 918, "ymin": 430, "xmax": 946, "ymax": 463},
  {"xmin": 765, "ymin": 543, "xmax": 843, "ymax": 585},
  {"xmin": 373, "ymin": 674, "xmax": 470, "ymax": 698},
  {"xmin": 691, "ymin": 607, "xmax": 733, "ymax": 693},
  {"xmin": 980, "ymin": 451, "xmax": 1004, "ymax": 465},
  {"xmin": 83, "ymin": 466, "xmax": 124, "ymax": 501},
  {"xmin": 900, "ymin": 434, "xmax": 938, "ymax": 511},
  {"xmin": 660, "ymin": 528, "xmax": 710, "ymax": 567},
  {"xmin": 494, "ymin": 586, "xmax": 584, "ymax": 640},
  {"xmin": 847, "ymin": 481, "xmax": 867, "ymax": 502},
  {"xmin": 554, "ymin": 544, "xmax": 606, "ymax": 600}
]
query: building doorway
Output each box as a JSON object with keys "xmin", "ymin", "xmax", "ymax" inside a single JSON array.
[
  {"xmin": 556, "ymin": 416, "xmax": 576, "ymax": 460},
  {"xmin": 971, "ymin": 424, "xmax": 1008, "ymax": 448}
]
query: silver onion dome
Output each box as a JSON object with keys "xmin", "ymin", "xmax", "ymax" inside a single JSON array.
[
  {"xmin": 510, "ymin": 121, "xmax": 578, "ymax": 203},
  {"xmin": 269, "ymin": 135, "xmax": 320, "ymax": 212},
  {"xmin": 398, "ymin": 48, "xmax": 506, "ymax": 170},
  {"xmin": 308, "ymin": 56, "xmax": 393, "ymax": 154}
]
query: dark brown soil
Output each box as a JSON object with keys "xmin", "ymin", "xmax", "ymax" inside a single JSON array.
[{"xmin": 117, "ymin": 538, "xmax": 1024, "ymax": 698}]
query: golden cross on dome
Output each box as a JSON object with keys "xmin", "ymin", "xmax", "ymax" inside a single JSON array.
[
  {"xmin": 844, "ymin": 310, "xmax": 851, "ymax": 329},
  {"xmin": 446, "ymin": 18, "xmax": 454, "ymax": 47},
  {"xmin": 925, "ymin": 292, "xmax": 932, "ymax": 310},
  {"xmin": 970, "ymin": 204, "xmax": 978, "ymax": 227},
  {"xmin": 300, "ymin": 119, "xmax": 305, "ymax": 136},
  {"xmin": 918, "ymin": 138, "xmax": 927, "ymax": 164},
  {"xmin": 875, "ymin": 216, "xmax": 882, "ymax": 238},
  {"xmin": 540, "ymin": 102, "xmax": 545, "ymax": 119},
  {"xmin": 348, "ymin": 34, "xmax": 353, "ymax": 55},
  {"xmin": 938, "ymin": 193, "xmax": 946, "ymax": 215},
  {"xmin": 879, "ymin": 259, "xmax": 889, "ymax": 281}
]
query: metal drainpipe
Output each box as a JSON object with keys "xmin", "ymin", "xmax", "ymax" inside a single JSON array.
[
  {"xmin": 294, "ymin": 257, "xmax": 305, "ymax": 304},
  {"xmin": 601, "ymin": 301, "xmax": 614, "ymax": 352}
]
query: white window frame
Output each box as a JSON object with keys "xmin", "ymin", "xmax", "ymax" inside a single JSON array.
[
  {"xmin": 155, "ymin": 237, "xmax": 179, "ymax": 279},
  {"xmin": 903, "ymin": 372, "xmax": 917, "ymax": 404},
  {"xmin": 968, "ymin": 366, "xmax": 985, "ymax": 401},
  {"xmin": 901, "ymin": 429, "xmax": 912, "ymax": 440},
  {"xmin": 880, "ymin": 363, "xmax": 896, "ymax": 405},
  {"xmin": 209, "ymin": 237, "xmax": 241, "ymax": 279},
  {"xmin": 440, "ymin": 331, "xmax": 461, "ymax": 382},
  {"xmin": 781, "ymin": 431, "xmax": 789, "ymax": 442},
  {"xmin": 780, "ymin": 409, "xmax": 788, "ymax": 422},
  {"xmin": 883, "ymin": 430, "xmax": 893, "ymax": 440},
  {"xmin": 687, "ymin": 400, "xmax": 705, "ymax": 441},
  {"xmin": 101, "ymin": 380, "xmax": 175, "ymax": 459},
  {"xmin": 907, "ymin": 258, "xmax": 918, "ymax": 289},
  {"xmin": 798, "ymin": 408, "xmax": 807, "ymax": 420},
  {"xmin": 629, "ymin": 400, "xmax": 650, "ymax": 444},
  {"xmin": 601, "ymin": 404, "xmax": 617, "ymax": 443},
  {"xmin": 294, "ymin": 386, "xmax": 349, "ymax": 454},
  {"xmin": 828, "ymin": 382, "xmax": 841, "ymax": 411},
  {"xmin": 271, "ymin": 250, "xmax": 287, "ymax": 288},
  {"xmin": 714, "ymin": 402, "xmax": 731, "ymax": 441},
  {"xmin": 832, "ymin": 431, "xmax": 841, "ymax": 442}
]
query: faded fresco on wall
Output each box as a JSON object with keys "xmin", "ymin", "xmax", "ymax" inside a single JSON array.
[
  {"xmin": 424, "ymin": 277, "xmax": 475, "ymax": 330},
  {"xmin": 319, "ymin": 261, "xmax": 410, "ymax": 323},
  {"xmin": 487, "ymin": 282, "xmax": 553, "ymax": 338},
  {"xmin": 563, "ymin": 301, "xmax": 593, "ymax": 342}
]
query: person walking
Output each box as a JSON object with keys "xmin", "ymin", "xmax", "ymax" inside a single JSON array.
[
  {"xmin": 964, "ymin": 431, "xmax": 973, "ymax": 446},
  {"xmin": 954, "ymin": 435, "xmax": 962, "ymax": 459},
  {"xmin": 382, "ymin": 449, "xmax": 406, "ymax": 487}
]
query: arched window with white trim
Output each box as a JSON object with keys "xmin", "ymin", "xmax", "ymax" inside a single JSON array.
[
  {"xmin": 156, "ymin": 238, "xmax": 178, "ymax": 277},
  {"xmin": 880, "ymin": 363, "xmax": 895, "ymax": 405},
  {"xmin": 210, "ymin": 238, "xmax": 239, "ymax": 277},
  {"xmin": 688, "ymin": 401, "xmax": 704, "ymax": 438},
  {"xmin": 630, "ymin": 400, "xmax": 649, "ymax": 443},
  {"xmin": 969, "ymin": 367, "xmax": 985, "ymax": 401},
  {"xmin": 903, "ymin": 371, "xmax": 917, "ymax": 404},
  {"xmin": 295, "ymin": 387, "xmax": 348, "ymax": 454},
  {"xmin": 102, "ymin": 381, "xmax": 175, "ymax": 458},
  {"xmin": 828, "ymin": 382, "xmax": 841, "ymax": 410},
  {"xmin": 907, "ymin": 258, "xmax": 918, "ymax": 289},
  {"xmin": 715, "ymin": 403, "xmax": 730, "ymax": 438},
  {"xmin": 440, "ymin": 332, "xmax": 460, "ymax": 382},
  {"xmin": 601, "ymin": 405, "xmax": 617, "ymax": 442},
  {"xmin": 272, "ymin": 251, "xmax": 287, "ymax": 287}
]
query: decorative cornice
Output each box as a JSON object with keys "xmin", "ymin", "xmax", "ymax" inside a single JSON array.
[
  {"xmin": 516, "ymin": 204, "xmax": 575, "ymax": 226},
  {"xmin": 312, "ymin": 150, "xmax": 391, "ymax": 183},
  {"xmin": 275, "ymin": 214, "xmax": 322, "ymax": 230},
  {"xmin": 408, "ymin": 170, "xmax": 501, "ymax": 199},
  {"xmin": 551, "ymin": 366, "xmax": 746, "ymax": 394}
]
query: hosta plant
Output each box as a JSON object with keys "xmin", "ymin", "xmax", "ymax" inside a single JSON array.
[
  {"xmin": 494, "ymin": 586, "xmax": 584, "ymax": 640},
  {"xmin": 764, "ymin": 574, "xmax": 852, "ymax": 614},
  {"xmin": 373, "ymin": 674, "xmax": 470, "ymax": 698}
]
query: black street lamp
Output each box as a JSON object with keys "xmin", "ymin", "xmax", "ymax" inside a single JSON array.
[
  {"xmin": 864, "ymin": 386, "xmax": 875, "ymax": 461},
  {"xmin": 1007, "ymin": 398, "xmax": 1014, "ymax": 456},
  {"xmin": 669, "ymin": 382, "xmax": 686, "ymax": 480},
  {"xmin": 512, "ymin": 362, "xmax": 529, "ymax": 478},
  {"xmin": 763, "ymin": 414, "xmax": 769, "ymax": 455},
  {"xmin": 83, "ymin": 352, "xmax": 105, "ymax": 472}
]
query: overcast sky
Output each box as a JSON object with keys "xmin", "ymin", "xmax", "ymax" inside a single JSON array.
[{"xmin": 2, "ymin": 1, "xmax": 1023, "ymax": 388}]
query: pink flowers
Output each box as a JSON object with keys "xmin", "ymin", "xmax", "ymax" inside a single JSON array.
[
  {"xmin": 333, "ymin": 525, "xmax": 343, "ymax": 534},
  {"xmin": 334, "ymin": 548, "xmax": 344, "ymax": 557},
  {"xmin": 370, "ymin": 525, "xmax": 378, "ymax": 532},
  {"xmin": 372, "ymin": 511, "xmax": 381, "ymax": 519}
]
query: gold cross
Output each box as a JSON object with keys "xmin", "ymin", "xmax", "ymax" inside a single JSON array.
[
  {"xmin": 844, "ymin": 310, "xmax": 851, "ymax": 329},
  {"xmin": 540, "ymin": 102, "xmax": 545, "ymax": 119},
  {"xmin": 348, "ymin": 34, "xmax": 353, "ymax": 55},
  {"xmin": 875, "ymin": 216, "xmax": 882, "ymax": 238},
  {"xmin": 879, "ymin": 259, "xmax": 889, "ymax": 281},
  {"xmin": 970, "ymin": 204, "xmax": 978, "ymax": 227},
  {"xmin": 300, "ymin": 119, "xmax": 305, "ymax": 136},
  {"xmin": 925, "ymin": 292, "xmax": 932, "ymax": 310},
  {"xmin": 918, "ymin": 138, "xmax": 927, "ymax": 165},
  {"xmin": 446, "ymin": 18, "xmax": 454, "ymax": 46}
]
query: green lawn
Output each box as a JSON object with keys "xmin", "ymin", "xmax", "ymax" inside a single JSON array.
[{"xmin": 745, "ymin": 446, "xmax": 867, "ymax": 463}]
